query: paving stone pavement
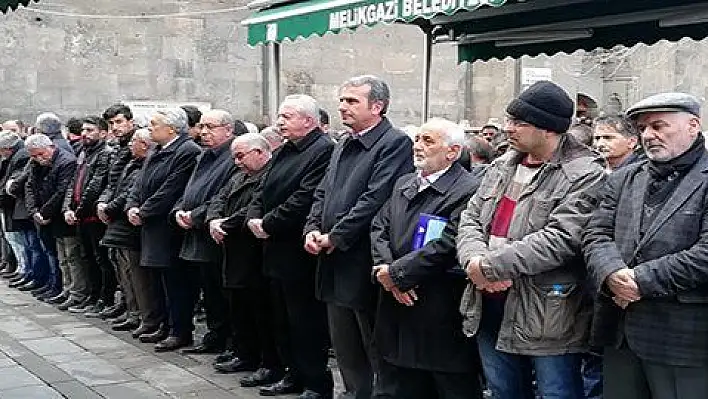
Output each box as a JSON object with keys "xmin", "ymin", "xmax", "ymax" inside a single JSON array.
[{"xmin": 0, "ymin": 283, "xmax": 344, "ymax": 398}]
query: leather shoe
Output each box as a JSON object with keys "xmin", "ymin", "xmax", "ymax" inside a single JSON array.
[
  {"xmin": 214, "ymin": 357, "xmax": 258, "ymax": 373},
  {"xmin": 99, "ymin": 303, "xmax": 126, "ymax": 319},
  {"xmin": 154, "ymin": 336, "xmax": 193, "ymax": 352},
  {"xmin": 47, "ymin": 292, "xmax": 69, "ymax": 304},
  {"xmin": 240, "ymin": 368, "xmax": 283, "ymax": 388},
  {"xmin": 18, "ymin": 280, "xmax": 41, "ymax": 291},
  {"xmin": 213, "ymin": 350, "xmax": 236, "ymax": 365},
  {"xmin": 109, "ymin": 312, "xmax": 128, "ymax": 325},
  {"xmin": 31, "ymin": 284, "xmax": 52, "ymax": 296},
  {"xmin": 8, "ymin": 276, "xmax": 27, "ymax": 286},
  {"xmin": 111, "ymin": 318, "xmax": 140, "ymax": 332},
  {"xmin": 181, "ymin": 342, "xmax": 223, "ymax": 355},
  {"xmin": 0, "ymin": 270, "xmax": 17, "ymax": 279},
  {"xmin": 259, "ymin": 375, "xmax": 302, "ymax": 396},
  {"xmin": 38, "ymin": 289, "xmax": 62, "ymax": 302},
  {"xmin": 297, "ymin": 390, "xmax": 331, "ymax": 399},
  {"xmin": 139, "ymin": 328, "xmax": 168, "ymax": 344},
  {"xmin": 131, "ymin": 324, "xmax": 158, "ymax": 339},
  {"xmin": 57, "ymin": 297, "xmax": 86, "ymax": 311}
]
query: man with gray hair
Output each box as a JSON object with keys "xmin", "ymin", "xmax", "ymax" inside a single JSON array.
[
  {"xmin": 35, "ymin": 113, "xmax": 73, "ymax": 153},
  {"xmin": 304, "ymin": 75, "xmax": 414, "ymax": 399},
  {"xmin": 126, "ymin": 107, "xmax": 201, "ymax": 352},
  {"xmin": 260, "ymin": 126, "xmax": 283, "ymax": 151},
  {"xmin": 0, "ymin": 132, "xmax": 30, "ymax": 281},
  {"xmin": 206, "ymin": 133, "xmax": 282, "ymax": 386},
  {"xmin": 370, "ymin": 118, "xmax": 483, "ymax": 398},
  {"xmin": 22, "ymin": 133, "xmax": 77, "ymax": 298},
  {"xmin": 247, "ymin": 94, "xmax": 334, "ymax": 398},
  {"xmin": 172, "ymin": 109, "xmax": 237, "ymax": 354}
]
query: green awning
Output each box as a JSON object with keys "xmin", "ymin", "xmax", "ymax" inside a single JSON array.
[
  {"xmin": 242, "ymin": 0, "xmax": 506, "ymax": 46},
  {"xmin": 441, "ymin": 0, "xmax": 708, "ymax": 62},
  {"xmin": 1, "ymin": 0, "xmax": 36, "ymax": 13}
]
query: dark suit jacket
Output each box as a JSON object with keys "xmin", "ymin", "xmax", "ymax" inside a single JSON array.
[
  {"xmin": 370, "ymin": 163, "xmax": 480, "ymax": 372},
  {"xmin": 62, "ymin": 141, "xmax": 112, "ymax": 219},
  {"xmin": 207, "ymin": 167, "xmax": 268, "ymax": 288},
  {"xmin": 25, "ymin": 149, "xmax": 77, "ymax": 237},
  {"xmin": 126, "ymin": 134, "xmax": 201, "ymax": 267},
  {"xmin": 248, "ymin": 128, "xmax": 333, "ymax": 280},
  {"xmin": 583, "ymin": 151, "xmax": 708, "ymax": 367},
  {"xmin": 305, "ymin": 118, "xmax": 414, "ymax": 310}
]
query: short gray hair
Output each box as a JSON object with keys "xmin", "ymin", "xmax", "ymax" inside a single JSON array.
[
  {"xmin": 0, "ymin": 132, "xmax": 20, "ymax": 149},
  {"xmin": 24, "ymin": 133, "xmax": 54, "ymax": 150},
  {"xmin": 36, "ymin": 112, "xmax": 62, "ymax": 135},
  {"xmin": 133, "ymin": 128, "xmax": 153, "ymax": 145},
  {"xmin": 233, "ymin": 132, "xmax": 272, "ymax": 153},
  {"xmin": 204, "ymin": 109, "xmax": 234, "ymax": 127},
  {"xmin": 341, "ymin": 75, "xmax": 391, "ymax": 115},
  {"xmin": 154, "ymin": 107, "xmax": 188, "ymax": 135},
  {"xmin": 419, "ymin": 118, "xmax": 466, "ymax": 159},
  {"xmin": 260, "ymin": 126, "xmax": 282, "ymax": 145},
  {"xmin": 279, "ymin": 95, "xmax": 320, "ymax": 121}
]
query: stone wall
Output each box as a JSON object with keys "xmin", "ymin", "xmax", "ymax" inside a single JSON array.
[{"xmin": 0, "ymin": 1, "xmax": 706, "ymax": 128}]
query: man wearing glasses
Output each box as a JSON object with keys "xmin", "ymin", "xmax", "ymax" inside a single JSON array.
[
  {"xmin": 457, "ymin": 81, "xmax": 606, "ymax": 398},
  {"xmin": 169, "ymin": 109, "xmax": 237, "ymax": 353}
]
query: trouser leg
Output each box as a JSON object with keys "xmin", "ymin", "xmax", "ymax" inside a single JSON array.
[
  {"xmin": 5, "ymin": 231, "xmax": 27, "ymax": 274},
  {"xmin": 109, "ymin": 248, "xmax": 139, "ymax": 317},
  {"xmin": 85, "ymin": 222, "xmax": 115, "ymax": 305},
  {"xmin": 161, "ymin": 263, "xmax": 198, "ymax": 337},
  {"xmin": 194, "ymin": 260, "xmax": 229, "ymax": 343},
  {"xmin": 133, "ymin": 264, "xmax": 166, "ymax": 328},
  {"xmin": 37, "ymin": 227, "xmax": 60, "ymax": 290}
]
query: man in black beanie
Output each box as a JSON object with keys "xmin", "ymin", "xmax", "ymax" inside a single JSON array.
[{"xmin": 456, "ymin": 80, "xmax": 606, "ymax": 399}]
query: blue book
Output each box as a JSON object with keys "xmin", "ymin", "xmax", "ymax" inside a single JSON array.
[{"xmin": 412, "ymin": 213, "xmax": 448, "ymax": 251}]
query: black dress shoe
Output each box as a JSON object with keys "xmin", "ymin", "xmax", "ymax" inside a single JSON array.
[
  {"xmin": 31, "ymin": 284, "xmax": 52, "ymax": 296},
  {"xmin": 213, "ymin": 350, "xmax": 236, "ymax": 365},
  {"xmin": 131, "ymin": 324, "xmax": 159, "ymax": 339},
  {"xmin": 38, "ymin": 289, "xmax": 62, "ymax": 302},
  {"xmin": 240, "ymin": 368, "xmax": 284, "ymax": 388},
  {"xmin": 47, "ymin": 292, "xmax": 69, "ymax": 304},
  {"xmin": 214, "ymin": 357, "xmax": 258, "ymax": 373},
  {"xmin": 297, "ymin": 389, "xmax": 332, "ymax": 399},
  {"xmin": 139, "ymin": 328, "xmax": 169, "ymax": 344},
  {"xmin": 154, "ymin": 335, "xmax": 193, "ymax": 352},
  {"xmin": 0, "ymin": 270, "xmax": 17, "ymax": 279},
  {"xmin": 8, "ymin": 276, "xmax": 27, "ymax": 286},
  {"xmin": 111, "ymin": 318, "xmax": 141, "ymax": 331},
  {"xmin": 99, "ymin": 303, "xmax": 126, "ymax": 319},
  {"xmin": 18, "ymin": 280, "xmax": 40, "ymax": 291},
  {"xmin": 259, "ymin": 376, "xmax": 303, "ymax": 396},
  {"xmin": 109, "ymin": 312, "xmax": 129, "ymax": 325},
  {"xmin": 181, "ymin": 342, "xmax": 223, "ymax": 355}
]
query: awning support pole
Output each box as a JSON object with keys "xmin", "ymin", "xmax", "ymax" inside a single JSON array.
[
  {"xmin": 266, "ymin": 42, "xmax": 281, "ymax": 124},
  {"xmin": 421, "ymin": 31, "xmax": 433, "ymax": 124}
]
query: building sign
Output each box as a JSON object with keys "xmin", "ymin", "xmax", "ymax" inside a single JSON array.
[
  {"xmin": 521, "ymin": 67, "xmax": 553, "ymax": 87},
  {"xmin": 328, "ymin": 0, "xmax": 503, "ymax": 30}
]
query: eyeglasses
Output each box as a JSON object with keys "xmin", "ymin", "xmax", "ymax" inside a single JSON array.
[
  {"xmin": 233, "ymin": 148, "xmax": 258, "ymax": 161},
  {"xmin": 504, "ymin": 118, "xmax": 533, "ymax": 128},
  {"xmin": 197, "ymin": 123, "xmax": 228, "ymax": 131}
]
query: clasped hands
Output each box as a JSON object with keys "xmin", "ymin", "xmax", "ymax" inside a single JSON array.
[
  {"xmin": 247, "ymin": 219, "xmax": 269, "ymax": 239},
  {"xmin": 606, "ymin": 268, "xmax": 641, "ymax": 309},
  {"xmin": 373, "ymin": 264, "xmax": 418, "ymax": 307},
  {"xmin": 466, "ymin": 257, "xmax": 512, "ymax": 293},
  {"xmin": 303, "ymin": 231, "xmax": 335, "ymax": 255}
]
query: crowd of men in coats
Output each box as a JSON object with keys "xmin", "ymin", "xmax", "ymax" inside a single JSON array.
[{"xmin": 0, "ymin": 74, "xmax": 705, "ymax": 399}]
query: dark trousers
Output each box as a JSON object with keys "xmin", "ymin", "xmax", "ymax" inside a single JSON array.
[
  {"xmin": 131, "ymin": 262, "xmax": 166, "ymax": 329},
  {"xmin": 226, "ymin": 278, "xmax": 280, "ymax": 369},
  {"xmin": 190, "ymin": 260, "xmax": 229, "ymax": 343},
  {"xmin": 327, "ymin": 303, "xmax": 380, "ymax": 399},
  {"xmin": 377, "ymin": 360, "xmax": 482, "ymax": 399},
  {"xmin": 80, "ymin": 222, "xmax": 115, "ymax": 305},
  {"xmin": 157, "ymin": 262, "xmax": 199, "ymax": 337},
  {"xmin": 20, "ymin": 228, "xmax": 48, "ymax": 282},
  {"xmin": 37, "ymin": 227, "xmax": 61, "ymax": 290},
  {"xmin": 270, "ymin": 277, "xmax": 332, "ymax": 395},
  {"xmin": 108, "ymin": 248, "xmax": 142, "ymax": 320},
  {"xmin": 604, "ymin": 346, "xmax": 708, "ymax": 399}
]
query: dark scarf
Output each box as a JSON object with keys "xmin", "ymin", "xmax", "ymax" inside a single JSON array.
[{"xmin": 644, "ymin": 134, "xmax": 705, "ymax": 208}]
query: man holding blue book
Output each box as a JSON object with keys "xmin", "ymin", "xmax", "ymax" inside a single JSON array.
[{"xmin": 370, "ymin": 118, "xmax": 482, "ymax": 398}]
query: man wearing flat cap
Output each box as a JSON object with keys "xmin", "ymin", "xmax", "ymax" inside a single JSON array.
[
  {"xmin": 457, "ymin": 80, "xmax": 606, "ymax": 398},
  {"xmin": 584, "ymin": 92, "xmax": 708, "ymax": 399}
]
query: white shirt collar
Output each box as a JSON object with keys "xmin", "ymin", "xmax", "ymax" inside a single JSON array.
[
  {"xmin": 161, "ymin": 135, "xmax": 180, "ymax": 150},
  {"xmin": 417, "ymin": 165, "xmax": 451, "ymax": 191}
]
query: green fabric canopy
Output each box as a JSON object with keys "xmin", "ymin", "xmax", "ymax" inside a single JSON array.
[
  {"xmin": 0, "ymin": 0, "xmax": 36, "ymax": 13},
  {"xmin": 242, "ymin": 0, "xmax": 506, "ymax": 46}
]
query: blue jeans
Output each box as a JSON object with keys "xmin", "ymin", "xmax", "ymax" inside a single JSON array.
[
  {"xmin": 37, "ymin": 227, "xmax": 60, "ymax": 290},
  {"xmin": 477, "ymin": 295, "xmax": 585, "ymax": 399},
  {"xmin": 23, "ymin": 228, "xmax": 49, "ymax": 282},
  {"xmin": 582, "ymin": 353, "xmax": 602, "ymax": 399},
  {"xmin": 5, "ymin": 231, "xmax": 28, "ymax": 274}
]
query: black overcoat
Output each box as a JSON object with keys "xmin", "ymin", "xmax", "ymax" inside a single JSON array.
[
  {"xmin": 249, "ymin": 128, "xmax": 333, "ymax": 281},
  {"xmin": 25, "ymin": 149, "xmax": 77, "ymax": 237},
  {"xmin": 126, "ymin": 135, "xmax": 201, "ymax": 268},
  {"xmin": 305, "ymin": 118, "xmax": 414, "ymax": 310},
  {"xmin": 207, "ymin": 167, "xmax": 268, "ymax": 288},
  {"xmin": 370, "ymin": 163, "xmax": 480, "ymax": 372},
  {"xmin": 100, "ymin": 158, "xmax": 144, "ymax": 250},
  {"xmin": 0, "ymin": 143, "xmax": 30, "ymax": 231}
]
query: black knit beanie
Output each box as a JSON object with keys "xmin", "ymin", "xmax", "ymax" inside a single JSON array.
[{"xmin": 506, "ymin": 81, "xmax": 574, "ymax": 133}]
